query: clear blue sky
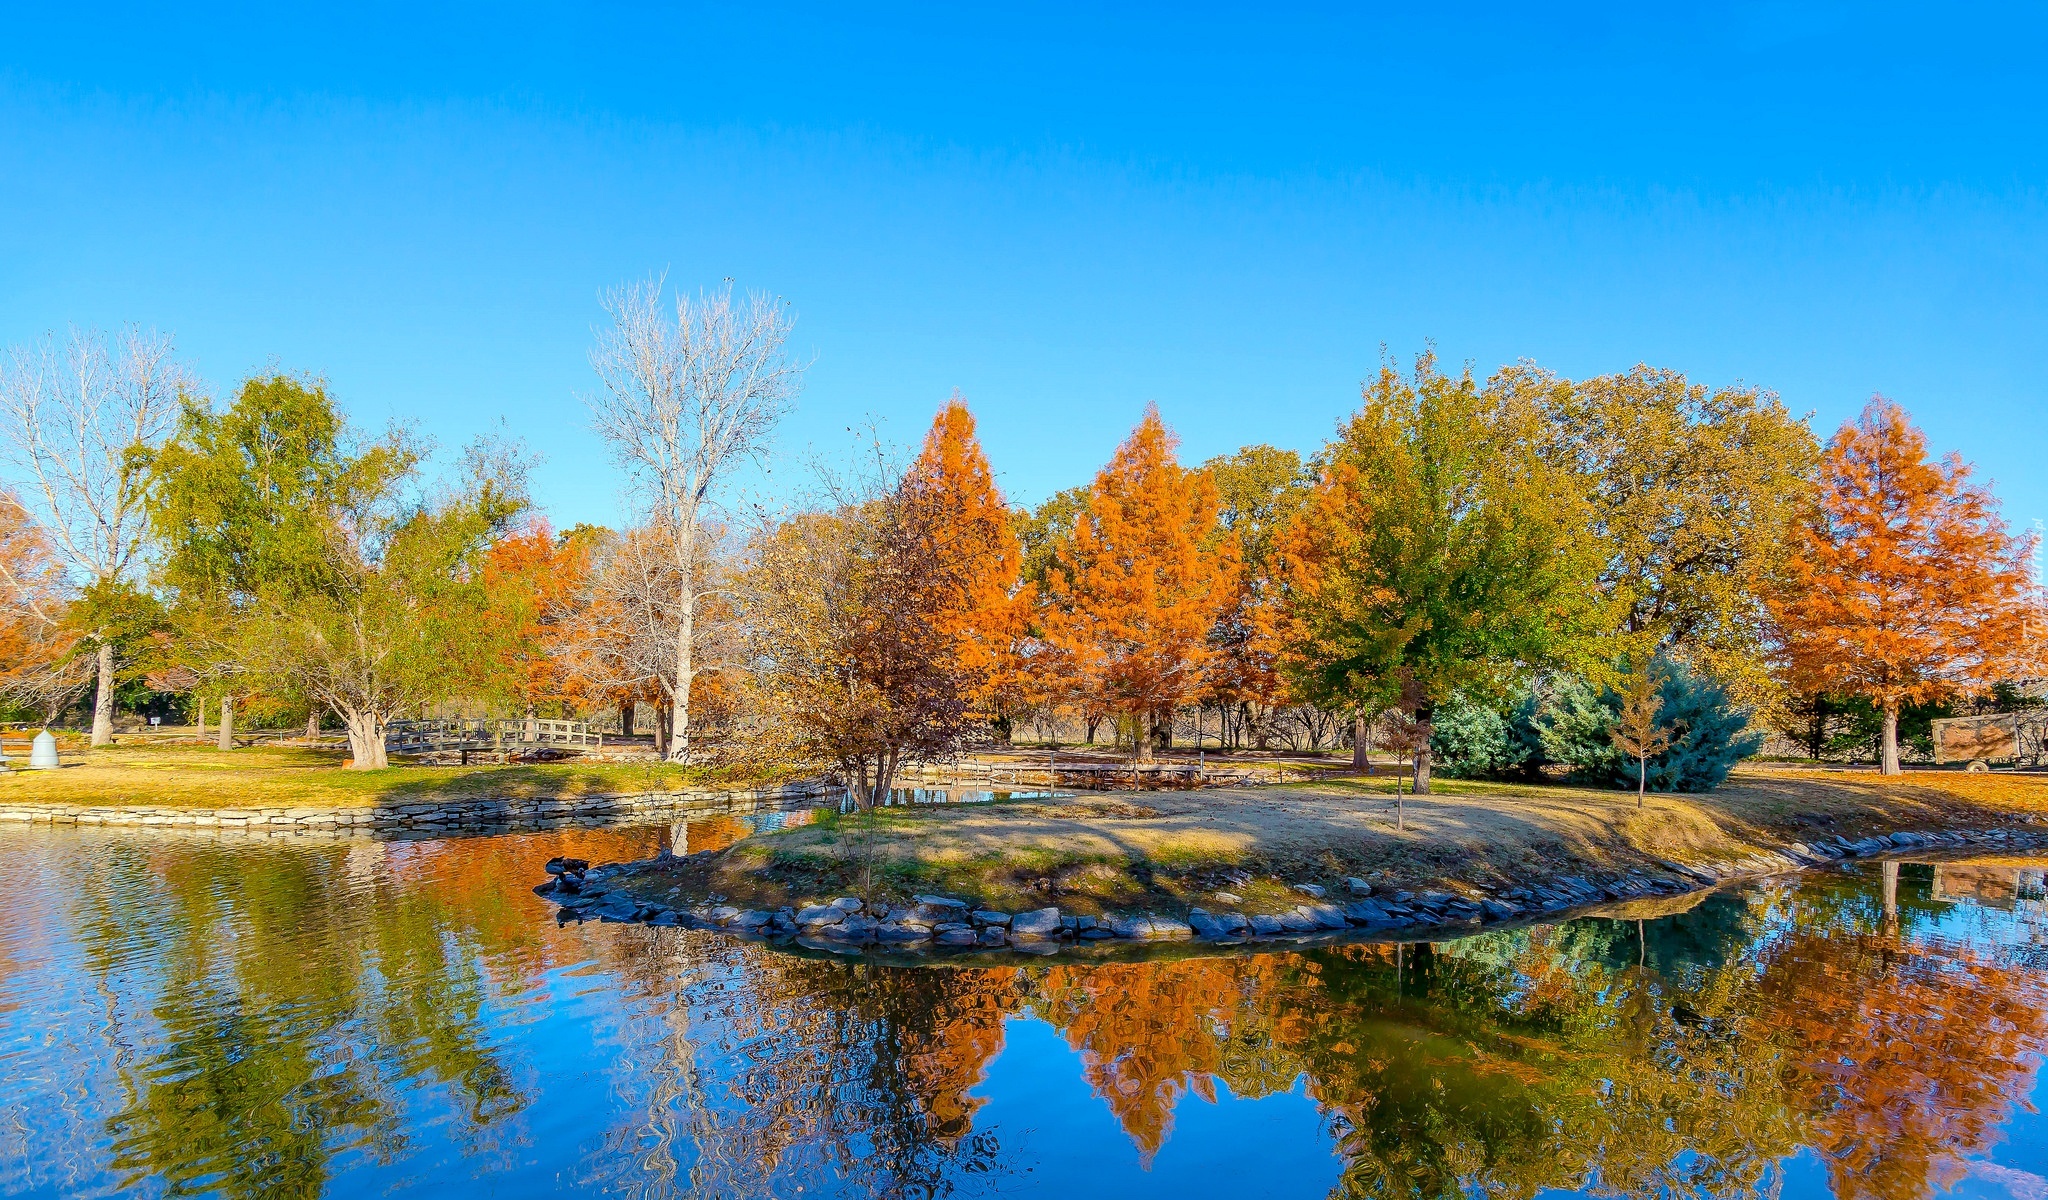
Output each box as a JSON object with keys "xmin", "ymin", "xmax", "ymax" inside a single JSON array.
[{"xmin": 3, "ymin": 3, "xmax": 2045, "ymax": 540}]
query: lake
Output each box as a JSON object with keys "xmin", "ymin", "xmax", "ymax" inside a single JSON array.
[{"xmin": 2, "ymin": 819, "xmax": 2044, "ymax": 1199}]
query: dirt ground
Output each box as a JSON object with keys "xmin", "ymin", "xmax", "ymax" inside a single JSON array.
[{"xmin": 649, "ymin": 765, "xmax": 2048, "ymax": 915}]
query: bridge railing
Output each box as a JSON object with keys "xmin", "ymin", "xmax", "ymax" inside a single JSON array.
[{"xmin": 384, "ymin": 718, "xmax": 601, "ymax": 755}]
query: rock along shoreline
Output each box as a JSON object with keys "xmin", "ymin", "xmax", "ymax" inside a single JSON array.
[
  {"xmin": 0, "ymin": 780, "xmax": 835, "ymax": 832},
  {"xmin": 535, "ymin": 821, "xmax": 2048, "ymax": 958}
]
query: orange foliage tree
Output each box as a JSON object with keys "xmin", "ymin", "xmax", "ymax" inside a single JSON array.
[
  {"xmin": 902, "ymin": 395, "xmax": 1034, "ymax": 740},
  {"xmin": 0, "ymin": 488, "xmax": 85, "ymax": 718},
  {"xmin": 480, "ymin": 519, "xmax": 591, "ymax": 717},
  {"xmin": 1773, "ymin": 398, "xmax": 2042, "ymax": 774},
  {"xmin": 1038, "ymin": 406, "xmax": 1239, "ymax": 761}
]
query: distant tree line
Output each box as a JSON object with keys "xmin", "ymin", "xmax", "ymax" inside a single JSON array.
[{"xmin": 3, "ymin": 296, "xmax": 2041, "ymax": 794}]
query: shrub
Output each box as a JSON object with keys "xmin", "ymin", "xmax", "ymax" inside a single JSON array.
[
  {"xmin": 1538, "ymin": 659, "xmax": 1762, "ymax": 792},
  {"xmin": 1431, "ymin": 688, "xmax": 1544, "ymax": 780}
]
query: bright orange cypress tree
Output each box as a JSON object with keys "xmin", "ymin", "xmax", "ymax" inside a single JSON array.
[
  {"xmin": 480, "ymin": 519, "xmax": 591, "ymax": 715},
  {"xmin": 1040, "ymin": 405, "xmax": 1239, "ymax": 760},
  {"xmin": 902, "ymin": 394, "xmax": 1034, "ymax": 736},
  {"xmin": 1774, "ymin": 398, "xmax": 2042, "ymax": 774}
]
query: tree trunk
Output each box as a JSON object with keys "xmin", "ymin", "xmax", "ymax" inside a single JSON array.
[
  {"xmin": 653, "ymin": 698, "xmax": 672, "ymax": 759},
  {"xmin": 1352, "ymin": 711, "xmax": 1369, "ymax": 771},
  {"xmin": 1880, "ymin": 700, "xmax": 1901, "ymax": 775},
  {"xmin": 343, "ymin": 709, "xmax": 389, "ymax": 769},
  {"xmin": 90, "ymin": 641, "xmax": 116, "ymax": 746},
  {"xmin": 619, "ymin": 700, "xmax": 635, "ymax": 737},
  {"xmin": 1638, "ymin": 756, "xmax": 1648, "ymax": 808},
  {"xmin": 1085, "ymin": 716, "xmax": 1100, "ymax": 745},
  {"xmin": 1806, "ymin": 697, "xmax": 1827, "ymax": 760},
  {"xmin": 1135, "ymin": 712, "xmax": 1155, "ymax": 763},
  {"xmin": 195, "ymin": 697, "xmax": 206, "ymax": 741},
  {"xmin": 1412, "ymin": 701, "xmax": 1435, "ymax": 794},
  {"xmin": 306, "ymin": 710, "xmax": 320, "ymax": 740},
  {"xmin": 217, "ymin": 694, "xmax": 235, "ymax": 751},
  {"xmin": 669, "ymin": 544, "xmax": 697, "ymax": 764}
]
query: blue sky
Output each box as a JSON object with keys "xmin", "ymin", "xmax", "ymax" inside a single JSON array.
[{"xmin": 3, "ymin": 2, "xmax": 2044, "ymax": 540}]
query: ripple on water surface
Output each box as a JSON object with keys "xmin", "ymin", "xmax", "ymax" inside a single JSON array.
[{"xmin": 1, "ymin": 822, "xmax": 2045, "ymax": 1199}]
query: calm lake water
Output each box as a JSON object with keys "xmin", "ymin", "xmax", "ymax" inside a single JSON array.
[{"xmin": 2, "ymin": 819, "xmax": 2045, "ymax": 1200}]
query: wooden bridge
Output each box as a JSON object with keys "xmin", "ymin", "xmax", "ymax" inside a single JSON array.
[{"xmin": 385, "ymin": 718, "xmax": 602, "ymax": 761}]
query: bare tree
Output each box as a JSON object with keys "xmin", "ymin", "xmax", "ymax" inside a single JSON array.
[
  {"xmin": 563, "ymin": 521, "xmax": 747, "ymax": 758},
  {"xmin": 0, "ymin": 326, "xmax": 192, "ymax": 744},
  {"xmin": 587, "ymin": 280, "xmax": 804, "ymax": 763}
]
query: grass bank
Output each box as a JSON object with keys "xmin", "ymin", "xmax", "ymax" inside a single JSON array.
[
  {"xmin": 0, "ymin": 743, "xmax": 797, "ymax": 809},
  {"xmin": 606, "ymin": 765, "xmax": 2048, "ymax": 917}
]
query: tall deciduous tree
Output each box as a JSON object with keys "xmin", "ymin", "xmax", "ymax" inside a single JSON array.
[
  {"xmin": 1501, "ymin": 363, "xmax": 1819, "ymax": 712},
  {"xmin": 1773, "ymin": 398, "xmax": 2041, "ymax": 774},
  {"xmin": 587, "ymin": 280, "xmax": 804, "ymax": 763},
  {"xmin": 145, "ymin": 376, "xmax": 525, "ymax": 768},
  {"xmin": 746, "ymin": 480, "xmax": 974, "ymax": 806},
  {"xmin": 1280, "ymin": 351, "xmax": 1600, "ymax": 792},
  {"xmin": 902, "ymin": 395, "xmax": 1033, "ymax": 739},
  {"xmin": 0, "ymin": 326, "xmax": 193, "ymax": 743},
  {"xmin": 1039, "ymin": 406, "xmax": 1238, "ymax": 762},
  {"xmin": 1201, "ymin": 445, "xmax": 1306, "ymax": 750},
  {"xmin": 479, "ymin": 520, "xmax": 591, "ymax": 718}
]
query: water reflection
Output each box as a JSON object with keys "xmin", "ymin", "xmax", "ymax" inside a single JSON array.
[{"xmin": 1, "ymin": 825, "xmax": 2043, "ymax": 1199}]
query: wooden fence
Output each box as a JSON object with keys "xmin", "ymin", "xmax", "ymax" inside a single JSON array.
[{"xmin": 899, "ymin": 754, "xmax": 1323, "ymax": 788}]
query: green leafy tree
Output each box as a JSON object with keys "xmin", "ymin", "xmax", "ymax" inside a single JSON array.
[
  {"xmin": 1280, "ymin": 351, "xmax": 1602, "ymax": 792},
  {"xmin": 1429, "ymin": 687, "xmax": 1543, "ymax": 780},
  {"xmin": 1498, "ymin": 363, "xmax": 1819, "ymax": 715},
  {"xmin": 144, "ymin": 376, "xmax": 525, "ymax": 768}
]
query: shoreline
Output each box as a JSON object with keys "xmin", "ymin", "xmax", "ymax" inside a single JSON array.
[
  {"xmin": 535, "ymin": 805, "xmax": 2048, "ymax": 959},
  {"xmin": 0, "ymin": 779, "xmax": 835, "ymax": 831}
]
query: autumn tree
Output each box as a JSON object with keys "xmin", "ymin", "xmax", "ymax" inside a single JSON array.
[
  {"xmin": 0, "ymin": 325, "xmax": 193, "ymax": 743},
  {"xmin": 1499, "ymin": 363, "xmax": 1819, "ymax": 712},
  {"xmin": 1609, "ymin": 666, "xmax": 1680, "ymax": 808},
  {"xmin": 902, "ymin": 395, "xmax": 1033, "ymax": 740},
  {"xmin": 0, "ymin": 489, "xmax": 89, "ymax": 721},
  {"xmin": 745, "ymin": 466, "xmax": 977, "ymax": 806},
  {"xmin": 1201, "ymin": 445, "xmax": 1306, "ymax": 749},
  {"xmin": 1038, "ymin": 406, "xmax": 1239, "ymax": 762},
  {"xmin": 1280, "ymin": 351, "xmax": 1600, "ymax": 792},
  {"xmin": 479, "ymin": 520, "xmax": 591, "ymax": 718},
  {"xmin": 1773, "ymin": 398, "xmax": 2041, "ymax": 774}
]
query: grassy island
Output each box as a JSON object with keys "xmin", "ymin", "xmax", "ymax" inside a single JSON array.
[{"xmin": 599, "ymin": 766, "xmax": 2048, "ymax": 919}]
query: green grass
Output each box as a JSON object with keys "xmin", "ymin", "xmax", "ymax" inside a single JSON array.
[{"xmin": 0, "ymin": 742, "xmax": 801, "ymax": 809}]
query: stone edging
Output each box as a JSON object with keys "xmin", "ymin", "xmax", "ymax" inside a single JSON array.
[
  {"xmin": 0, "ymin": 779, "xmax": 837, "ymax": 831},
  {"xmin": 537, "ymin": 822, "xmax": 2048, "ymax": 957}
]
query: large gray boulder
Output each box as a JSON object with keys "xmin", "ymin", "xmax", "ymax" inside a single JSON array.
[
  {"xmin": 1301, "ymin": 904, "xmax": 1349, "ymax": 931},
  {"xmin": 795, "ymin": 904, "xmax": 845, "ymax": 926},
  {"xmin": 1010, "ymin": 908, "xmax": 1062, "ymax": 938},
  {"xmin": 823, "ymin": 914, "xmax": 879, "ymax": 942}
]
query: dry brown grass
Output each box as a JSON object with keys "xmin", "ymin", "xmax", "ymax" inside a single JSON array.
[{"xmin": 656, "ymin": 764, "xmax": 2048, "ymax": 914}]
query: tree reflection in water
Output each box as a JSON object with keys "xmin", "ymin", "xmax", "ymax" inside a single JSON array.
[{"xmin": 4, "ymin": 828, "xmax": 2043, "ymax": 1200}]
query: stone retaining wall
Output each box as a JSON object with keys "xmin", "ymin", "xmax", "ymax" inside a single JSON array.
[{"xmin": 0, "ymin": 779, "xmax": 838, "ymax": 832}]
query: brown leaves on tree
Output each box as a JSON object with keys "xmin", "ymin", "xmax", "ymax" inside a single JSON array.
[{"xmin": 1773, "ymin": 398, "xmax": 2043, "ymax": 773}]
